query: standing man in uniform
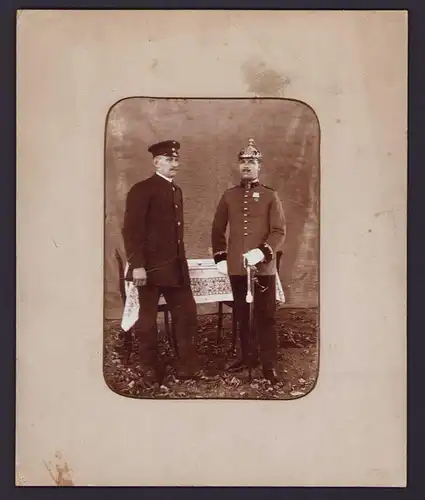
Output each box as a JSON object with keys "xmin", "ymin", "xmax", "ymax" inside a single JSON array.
[
  {"xmin": 211, "ymin": 139, "xmax": 286, "ymax": 384},
  {"xmin": 122, "ymin": 140, "xmax": 201, "ymax": 386}
]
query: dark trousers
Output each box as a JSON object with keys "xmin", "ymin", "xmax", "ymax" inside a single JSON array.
[
  {"xmin": 135, "ymin": 285, "xmax": 200, "ymax": 375},
  {"xmin": 229, "ymin": 274, "xmax": 277, "ymax": 369}
]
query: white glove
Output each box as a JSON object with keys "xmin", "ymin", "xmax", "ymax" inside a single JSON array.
[
  {"xmin": 133, "ymin": 267, "xmax": 147, "ymax": 287},
  {"xmin": 243, "ymin": 248, "xmax": 265, "ymax": 266},
  {"xmin": 216, "ymin": 260, "xmax": 228, "ymax": 274}
]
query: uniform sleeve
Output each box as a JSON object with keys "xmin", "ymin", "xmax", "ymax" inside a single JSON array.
[
  {"xmin": 258, "ymin": 191, "xmax": 286, "ymax": 263},
  {"xmin": 211, "ymin": 192, "xmax": 229, "ymax": 263},
  {"xmin": 122, "ymin": 184, "xmax": 150, "ymax": 271}
]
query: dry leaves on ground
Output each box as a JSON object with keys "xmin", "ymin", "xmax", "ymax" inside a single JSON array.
[{"xmin": 104, "ymin": 308, "xmax": 319, "ymax": 400}]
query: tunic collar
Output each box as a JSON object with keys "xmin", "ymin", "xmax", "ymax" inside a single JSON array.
[
  {"xmin": 156, "ymin": 172, "xmax": 173, "ymax": 183},
  {"xmin": 239, "ymin": 179, "xmax": 260, "ymax": 189}
]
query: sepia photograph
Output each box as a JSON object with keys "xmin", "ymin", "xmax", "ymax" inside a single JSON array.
[
  {"xmin": 17, "ymin": 9, "xmax": 406, "ymax": 486},
  {"xmin": 103, "ymin": 97, "xmax": 320, "ymax": 400}
]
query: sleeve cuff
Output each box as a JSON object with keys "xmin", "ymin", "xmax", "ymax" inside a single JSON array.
[
  {"xmin": 125, "ymin": 255, "xmax": 145, "ymax": 280},
  {"xmin": 213, "ymin": 251, "xmax": 227, "ymax": 264},
  {"xmin": 258, "ymin": 243, "xmax": 273, "ymax": 263}
]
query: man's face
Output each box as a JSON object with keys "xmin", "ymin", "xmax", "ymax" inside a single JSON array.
[
  {"xmin": 238, "ymin": 158, "xmax": 261, "ymax": 180},
  {"xmin": 154, "ymin": 155, "xmax": 179, "ymax": 178}
]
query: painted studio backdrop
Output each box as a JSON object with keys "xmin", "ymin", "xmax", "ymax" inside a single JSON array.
[{"xmin": 104, "ymin": 98, "xmax": 320, "ymax": 320}]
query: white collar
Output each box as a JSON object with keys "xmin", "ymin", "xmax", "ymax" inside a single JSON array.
[{"xmin": 156, "ymin": 171, "xmax": 173, "ymax": 183}]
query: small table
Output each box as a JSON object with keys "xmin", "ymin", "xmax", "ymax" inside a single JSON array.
[
  {"xmin": 163, "ymin": 259, "xmax": 238, "ymax": 351},
  {"xmin": 119, "ymin": 255, "xmax": 285, "ymax": 358},
  {"xmin": 160, "ymin": 258, "xmax": 285, "ymax": 352}
]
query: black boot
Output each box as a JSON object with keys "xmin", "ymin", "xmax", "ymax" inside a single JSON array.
[
  {"xmin": 140, "ymin": 364, "xmax": 165, "ymax": 387},
  {"xmin": 175, "ymin": 369, "xmax": 212, "ymax": 381},
  {"xmin": 139, "ymin": 350, "xmax": 165, "ymax": 387},
  {"xmin": 226, "ymin": 359, "xmax": 247, "ymax": 373},
  {"xmin": 227, "ymin": 357, "xmax": 260, "ymax": 373},
  {"xmin": 263, "ymin": 366, "xmax": 280, "ymax": 385}
]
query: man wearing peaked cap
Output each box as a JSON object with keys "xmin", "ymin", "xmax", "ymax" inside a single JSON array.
[
  {"xmin": 147, "ymin": 140, "xmax": 180, "ymax": 158},
  {"xmin": 122, "ymin": 139, "xmax": 203, "ymax": 386},
  {"xmin": 211, "ymin": 138, "xmax": 286, "ymax": 384}
]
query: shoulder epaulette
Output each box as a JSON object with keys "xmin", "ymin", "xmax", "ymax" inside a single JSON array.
[{"xmin": 261, "ymin": 184, "xmax": 275, "ymax": 191}]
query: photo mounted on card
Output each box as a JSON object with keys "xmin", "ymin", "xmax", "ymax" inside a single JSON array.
[
  {"xmin": 103, "ymin": 97, "xmax": 320, "ymax": 400},
  {"xmin": 17, "ymin": 10, "xmax": 406, "ymax": 486}
]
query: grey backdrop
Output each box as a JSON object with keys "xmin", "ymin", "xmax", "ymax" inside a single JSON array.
[{"xmin": 104, "ymin": 98, "xmax": 320, "ymax": 319}]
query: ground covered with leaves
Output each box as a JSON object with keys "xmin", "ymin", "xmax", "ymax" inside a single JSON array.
[{"xmin": 104, "ymin": 308, "xmax": 319, "ymax": 400}]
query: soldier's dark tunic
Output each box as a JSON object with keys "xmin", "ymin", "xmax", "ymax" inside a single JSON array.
[
  {"xmin": 211, "ymin": 179, "xmax": 286, "ymax": 370},
  {"xmin": 122, "ymin": 173, "xmax": 199, "ymax": 378}
]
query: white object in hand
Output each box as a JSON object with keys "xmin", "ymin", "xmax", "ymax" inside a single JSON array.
[
  {"xmin": 216, "ymin": 260, "xmax": 228, "ymax": 274},
  {"xmin": 243, "ymin": 248, "xmax": 264, "ymax": 266},
  {"xmin": 133, "ymin": 267, "xmax": 147, "ymax": 286}
]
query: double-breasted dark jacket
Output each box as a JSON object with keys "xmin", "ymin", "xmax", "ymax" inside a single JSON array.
[
  {"xmin": 122, "ymin": 173, "xmax": 189, "ymax": 287},
  {"xmin": 211, "ymin": 180, "xmax": 286, "ymax": 276}
]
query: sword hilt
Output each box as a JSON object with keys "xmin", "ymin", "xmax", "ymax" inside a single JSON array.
[{"xmin": 244, "ymin": 258, "xmax": 254, "ymax": 303}]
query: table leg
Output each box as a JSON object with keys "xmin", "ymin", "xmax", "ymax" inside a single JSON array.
[
  {"xmin": 123, "ymin": 327, "xmax": 133, "ymax": 365},
  {"xmin": 171, "ymin": 316, "xmax": 178, "ymax": 356},
  {"xmin": 164, "ymin": 310, "xmax": 178, "ymax": 356},
  {"xmin": 217, "ymin": 301, "xmax": 223, "ymax": 344},
  {"xmin": 231, "ymin": 307, "xmax": 238, "ymax": 353}
]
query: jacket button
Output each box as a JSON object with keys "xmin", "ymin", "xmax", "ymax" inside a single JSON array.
[
  {"xmin": 175, "ymin": 204, "xmax": 178, "ymax": 208},
  {"xmin": 244, "ymin": 233, "xmax": 248, "ymax": 236},
  {"xmin": 177, "ymin": 222, "xmax": 181, "ymax": 226}
]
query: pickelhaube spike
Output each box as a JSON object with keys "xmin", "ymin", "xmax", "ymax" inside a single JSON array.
[{"xmin": 238, "ymin": 138, "xmax": 263, "ymax": 160}]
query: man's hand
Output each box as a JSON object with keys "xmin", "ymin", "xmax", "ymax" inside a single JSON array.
[
  {"xmin": 133, "ymin": 267, "xmax": 147, "ymax": 287},
  {"xmin": 243, "ymin": 248, "xmax": 265, "ymax": 266},
  {"xmin": 216, "ymin": 260, "xmax": 228, "ymax": 275}
]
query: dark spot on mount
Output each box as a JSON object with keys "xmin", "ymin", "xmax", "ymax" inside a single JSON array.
[{"xmin": 241, "ymin": 58, "xmax": 291, "ymax": 97}]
